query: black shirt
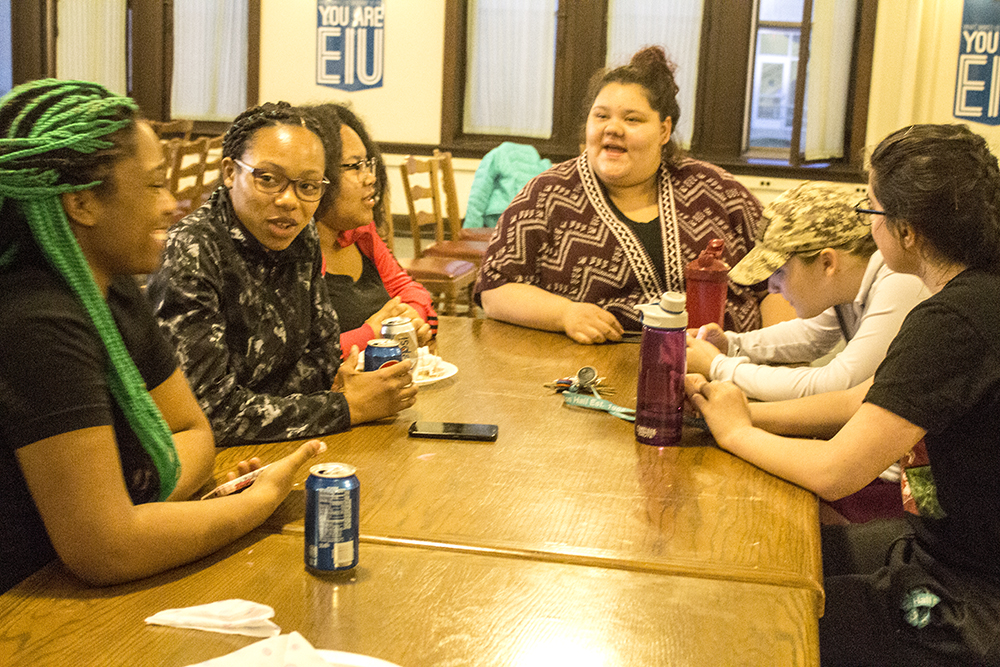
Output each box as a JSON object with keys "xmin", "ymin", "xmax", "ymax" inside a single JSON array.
[
  {"xmin": 323, "ymin": 252, "xmax": 392, "ymax": 334},
  {"xmin": 0, "ymin": 259, "xmax": 176, "ymax": 593},
  {"xmin": 866, "ymin": 269, "xmax": 1000, "ymax": 579}
]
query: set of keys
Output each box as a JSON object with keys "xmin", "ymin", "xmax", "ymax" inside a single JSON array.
[
  {"xmin": 545, "ymin": 366, "xmax": 616, "ymax": 398},
  {"xmin": 547, "ymin": 366, "xmax": 635, "ymax": 421}
]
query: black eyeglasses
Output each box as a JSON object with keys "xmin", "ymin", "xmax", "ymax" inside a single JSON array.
[
  {"xmin": 340, "ymin": 157, "xmax": 378, "ymax": 178},
  {"xmin": 233, "ymin": 158, "xmax": 329, "ymax": 202},
  {"xmin": 854, "ymin": 197, "xmax": 886, "ymax": 218}
]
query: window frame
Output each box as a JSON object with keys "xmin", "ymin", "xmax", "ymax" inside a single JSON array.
[
  {"xmin": 9, "ymin": 0, "xmax": 260, "ymax": 136},
  {"xmin": 436, "ymin": 0, "xmax": 877, "ymax": 180}
]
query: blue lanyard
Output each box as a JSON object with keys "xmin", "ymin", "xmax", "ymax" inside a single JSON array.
[{"xmin": 561, "ymin": 391, "xmax": 636, "ymax": 422}]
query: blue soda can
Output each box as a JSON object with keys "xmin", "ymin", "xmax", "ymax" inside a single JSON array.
[
  {"xmin": 364, "ymin": 338, "xmax": 403, "ymax": 371},
  {"xmin": 305, "ymin": 463, "xmax": 360, "ymax": 571}
]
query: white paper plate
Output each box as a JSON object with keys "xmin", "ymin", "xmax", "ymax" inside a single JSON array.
[
  {"xmin": 414, "ymin": 360, "xmax": 457, "ymax": 385},
  {"xmin": 317, "ymin": 649, "xmax": 403, "ymax": 667}
]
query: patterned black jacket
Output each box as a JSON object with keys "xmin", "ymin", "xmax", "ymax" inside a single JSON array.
[{"xmin": 147, "ymin": 188, "xmax": 349, "ymax": 446}]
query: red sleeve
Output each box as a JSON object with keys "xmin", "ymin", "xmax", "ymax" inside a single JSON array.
[
  {"xmin": 356, "ymin": 223, "xmax": 437, "ymax": 322},
  {"xmin": 338, "ymin": 322, "xmax": 377, "ymax": 359}
]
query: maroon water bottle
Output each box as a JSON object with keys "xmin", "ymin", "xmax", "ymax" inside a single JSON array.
[
  {"xmin": 685, "ymin": 238, "xmax": 730, "ymax": 330},
  {"xmin": 634, "ymin": 292, "xmax": 688, "ymax": 447}
]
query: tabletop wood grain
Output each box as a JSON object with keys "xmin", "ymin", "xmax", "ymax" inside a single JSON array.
[
  {"xmin": 213, "ymin": 318, "xmax": 822, "ymax": 604},
  {"xmin": 0, "ymin": 532, "xmax": 819, "ymax": 667}
]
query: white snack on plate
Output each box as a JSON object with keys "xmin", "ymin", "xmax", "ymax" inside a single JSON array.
[{"xmin": 415, "ymin": 346, "xmax": 444, "ymax": 380}]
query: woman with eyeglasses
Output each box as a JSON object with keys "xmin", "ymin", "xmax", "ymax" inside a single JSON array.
[
  {"xmin": 302, "ymin": 103, "xmax": 435, "ymax": 356},
  {"xmin": 148, "ymin": 102, "xmax": 417, "ymax": 448},
  {"xmin": 686, "ymin": 124, "xmax": 1000, "ymax": 665}
]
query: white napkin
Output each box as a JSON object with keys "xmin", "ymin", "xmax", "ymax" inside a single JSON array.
[
  {"xmin": 145, "ymin": 599, "xmax": 281, "ymax": 637},
  {"xmin": 183, "ymin": 631, "xmax": 328, "ymax": 667},
  {"xmin": 414, "ymin": 346, "xmax": 444, "ymax": 381}
]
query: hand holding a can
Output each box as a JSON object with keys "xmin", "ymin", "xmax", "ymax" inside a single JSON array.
[
  {"xmin": 336, "ymin": 345, "xmax": 418, "ymax": 425},
  {"xmin": 363, "ymin": 297, "xmax": 408, "ymax": 340},
  {"xmin": 395, "ymin": 303, "xmax": 433, "ymax": 346}
]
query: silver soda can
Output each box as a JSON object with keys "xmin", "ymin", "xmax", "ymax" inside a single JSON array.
[
  {"xmin": 380, "ymin": 316, "xmax": 418, "ymax": 363},
  {"xmin": 305, "ymin": 463, "xmax": 360, "ymax": 571},
  {"xmin": 363, "ymin": 338, "xmax": 403, "ymax": 371}
]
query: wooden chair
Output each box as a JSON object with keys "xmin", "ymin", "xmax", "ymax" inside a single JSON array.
[
  {"xmin": 149, "ymin": 119, "xmax": 194, "ymax": 141},
  {"xmin": 164, "ymin": 136, "xmax": 209, "ymax": 222},
  {"xmin": 200, "ymin": 134, "xmax": 225, "ymax": 197},
  {"xmin": 381, "ymin": 191, "xmax": 477, "ymax": 317},
  {"xmin": 399, "ymin": 154, "xmax": 489, "ymax": 268},
  {"xmin": 433, "ymin": 149, "xmax": 495, "ymax": 244}
]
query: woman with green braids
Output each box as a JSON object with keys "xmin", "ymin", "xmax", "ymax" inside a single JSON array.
[{"xmin": 0, "ymin": 79, "xmax": 323, "ymax": 593}]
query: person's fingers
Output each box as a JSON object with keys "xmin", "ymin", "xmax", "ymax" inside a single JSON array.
[
  {"xmin": 684, "ymin": 373, "xmax": 709, "ymax": 396},
  {"xmin": 287, "ymin": 439, "xmax": 325, "ymax": 467}
]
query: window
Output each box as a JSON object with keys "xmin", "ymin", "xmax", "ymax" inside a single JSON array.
[
  {"xmin": 6, "ymin": 0, "xmax": 258, "ymax": 134},
  {"xmin": 441, "ymin": 0, "xmax": 876, "ymax": 177}
]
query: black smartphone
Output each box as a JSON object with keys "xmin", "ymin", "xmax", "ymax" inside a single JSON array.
[{"xmin": 408, "ymin": 421, "xmax": 499, "ymax": 442}]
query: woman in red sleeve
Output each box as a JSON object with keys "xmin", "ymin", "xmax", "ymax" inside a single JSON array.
[{"xmin": 304, "ymin": 103, "xmax": 435, "ymax": 356}]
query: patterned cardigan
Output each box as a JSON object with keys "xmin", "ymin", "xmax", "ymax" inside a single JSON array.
[
  {"xmin": 474, "ymin": 154, "xmax": 765, "ymax": 332},
  {"xmin": 147, "ymin": 188, "xmax": 350, "ymax": 447}
]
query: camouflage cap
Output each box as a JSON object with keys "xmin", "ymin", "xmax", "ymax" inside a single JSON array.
[{"xmin": 729, "ymin": 181, "xmax": 870, "ymax": 285}]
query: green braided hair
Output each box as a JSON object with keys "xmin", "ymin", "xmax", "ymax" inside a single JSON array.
[{"xmin": 0, "ymin": 79, "xmax": 180, "ymax": 500}]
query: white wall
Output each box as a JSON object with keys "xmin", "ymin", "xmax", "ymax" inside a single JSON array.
[{"xmin": 260, "ymin": 0, "xmax": 443, "ymax": 145}]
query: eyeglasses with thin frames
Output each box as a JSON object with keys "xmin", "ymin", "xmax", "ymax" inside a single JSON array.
[
  {"xmin": 341, "ymin": 157, "xmax": 379, "ymax": 179},
  {"xmin": 854, "ymin": 197, "xmax": 886, "ymax": 221},
  {"xmin": 233, "ymin": 158, "xmax": 329, "ymax": 202}
]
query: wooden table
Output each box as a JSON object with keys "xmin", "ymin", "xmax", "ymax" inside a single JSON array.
[
  {"xmin": 218, "ymin": 318, "xmax": 822, "ymax": 595},
  {"xmin": 0, "ymin": 533, "xmax": 819, "ymax": 667},
  {"xmin": 0, "ymin": 317, "xmax": 823, "ymax": 666}
]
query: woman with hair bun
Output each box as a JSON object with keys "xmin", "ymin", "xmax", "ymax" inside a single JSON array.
[
  {"xmin": 148, "ymin": 101, "xmax": 416, "ymax": 447},
  {"xmin": 476, "ymin": 46, "xmax": 767, "ymax": 344}
]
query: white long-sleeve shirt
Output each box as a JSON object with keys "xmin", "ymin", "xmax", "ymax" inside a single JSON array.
[{"xmin": 709, "ymin": 251, "xmax": 929, "ymax": 401}]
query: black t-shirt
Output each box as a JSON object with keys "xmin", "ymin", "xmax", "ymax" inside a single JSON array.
[
  {"xmin": 0, "ymin": 262, "xmax": 177, "ymax": 593},
  {"xmin": 323, "ymin": 252, "xmax": 392, "ymax": 334},
  {"xmin": 865, "ymin": 269, "xmax": 1000, "ymax": 579}
]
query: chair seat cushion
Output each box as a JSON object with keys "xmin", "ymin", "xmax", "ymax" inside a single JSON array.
[
  {"xmin": 423, "ymin": 240, "xmax": 489, "ymax": 263},
  {"xmin": 402, "ymin": 256, "xmax": 476, "ymax": 281}
]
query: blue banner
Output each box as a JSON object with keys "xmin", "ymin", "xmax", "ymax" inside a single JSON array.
[
  {"xmin": 955, "ymin": 0, "xmax": 1000, "ymax": 125},
  {"xmin": 317, "ymin": 0, "xmax": 384, "ymax": 91}
]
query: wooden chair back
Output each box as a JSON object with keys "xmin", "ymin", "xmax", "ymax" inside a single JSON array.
[
  {"xmin": 433, "ymin": 149, "xmax": 494, "ymax": 244},
  {"xmin": 149, "ymin": 119, "xmax": 194, "ymax": 141},
  {"xmin": 201, "ymin": 134, "xmax": 225, "ymax": 196},
  {"xmin": 399, "ymin": 154, "xmax": 446, "ymax": 259},
  {"xmin": 433, "ymin": 149, "xmax": 464, "ymax": 242}
]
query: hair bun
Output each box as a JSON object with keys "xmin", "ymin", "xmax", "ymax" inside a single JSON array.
[{"xmin": 630, "ymin": 46, "xmax": 676, "ymax": 77}]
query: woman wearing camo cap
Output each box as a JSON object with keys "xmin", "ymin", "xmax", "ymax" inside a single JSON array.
[{"xmin": 686, "ymin": 181, "xmax": 927, "ymax": 403}]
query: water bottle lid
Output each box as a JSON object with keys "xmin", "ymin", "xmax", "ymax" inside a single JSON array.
[
  {"xmin": 685, "ymin": 239, "xmax": 730, "ymax": 282},
  {"xmin": 634, "ymin": 291, "xmax": 688, "ymax": 329}
]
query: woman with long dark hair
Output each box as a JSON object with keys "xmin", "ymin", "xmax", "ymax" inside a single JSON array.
[{"xmin": 687, "ymin": 124, "xmax": 1000, "ymax": 665}]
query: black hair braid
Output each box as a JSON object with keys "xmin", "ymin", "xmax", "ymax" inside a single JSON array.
[{"xmin": 222, "ymin": 101, "xmax": 326, "ymax": 160}]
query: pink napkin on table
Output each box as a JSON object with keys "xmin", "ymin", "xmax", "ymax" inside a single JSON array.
[{"xmin": 183, "ymin": 631, "xmax": 328, "ymax": 667}]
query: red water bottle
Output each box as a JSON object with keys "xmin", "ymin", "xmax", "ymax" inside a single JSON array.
[{"xmin": 685, "ymin": 239, "xmax": 729, "ymax": 330}]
